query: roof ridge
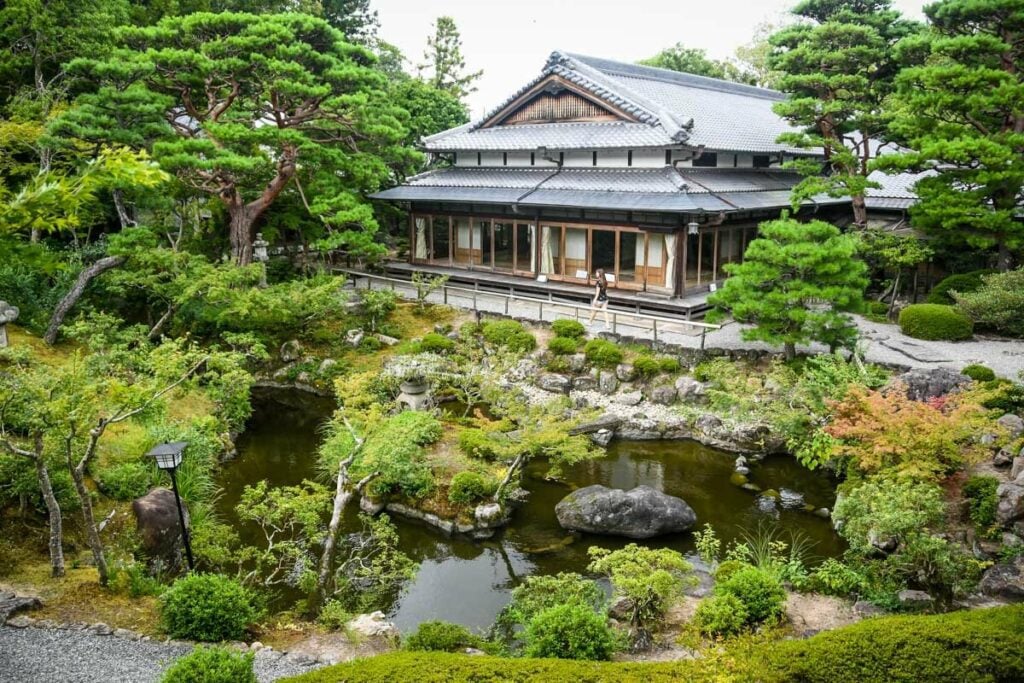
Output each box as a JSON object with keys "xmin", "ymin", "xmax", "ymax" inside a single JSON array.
[{"xmin": 564, "ymin": 52, "xmax": 785, "ymax": 102}]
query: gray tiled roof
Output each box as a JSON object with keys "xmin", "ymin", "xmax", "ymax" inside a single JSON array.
[
  {"xmin": 370, "ymin": 167, "xmax": 829, "ymax": 214},
  {"xmin": 424, "ymin": 51, "xmax": 809, "ymax": 155}
]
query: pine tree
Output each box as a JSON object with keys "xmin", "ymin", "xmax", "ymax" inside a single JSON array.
[
  {"xmin": 50, "ymin": 12, "xmax": 417, "ymax": 266},
  {"xmin": 769, "ymin": 0, "xmax": 920, "ymax": 227},
  {"xmin": 707, "ymin": 217, "xmax": 868, "ymax": 360},
  {"xmin": 876, "ymin": 0, "xmax": 1024, "ymax": 271},
  {"xmin": 418, "ymin": 16, "xmax": 482, "ymax": 103}
]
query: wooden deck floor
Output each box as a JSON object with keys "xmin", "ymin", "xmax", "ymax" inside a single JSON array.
[{"xmin": 374, "ymin": 261, "xmax": 712, "ymax": 319}]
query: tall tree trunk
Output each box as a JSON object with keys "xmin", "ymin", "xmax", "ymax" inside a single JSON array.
[
  {"xmin": 44, "ymin": 256, "xmax": 125, "ymax": 345},
  {"xmin": 851, "ymin": 194, "xmax": 868, "ymax": 229},
  {"xmin": 111, "ymin": 190, "xmax": 137, "ymax": 229},
  {"xmin": 229, "ymin": 204, "xmax": 257, "ymax": 266},
  {"xmin": 997, "ymin": 240, "xmax": 1012, "ymax": 272},
  {"xmin": 784, "ymin": 342, "xmax": 796, "ymax": 361},
  {"xmin": 69, "ymin": 463, "xmax": 109, "ymax": 585},
  {"xmin": 35, "ymin": 453, "xmax": 65, "ymax": 578}
]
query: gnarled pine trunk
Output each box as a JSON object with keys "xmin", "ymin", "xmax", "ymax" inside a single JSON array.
[{"xmin": 44, "ymin": 255, "xmax": 125, "ymax": 345}]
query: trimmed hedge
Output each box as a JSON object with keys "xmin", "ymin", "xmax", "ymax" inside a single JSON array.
[
  {"xmin": 418, "ymin": 333, "xmax": 455, "ymax": 354},
  {"xmin": 898, "ymin": 304, "xmax": 973, "ymax": 341},
  {"xmin": 160, "ymin": 573, "xmax": 258, "ymax": 642},
  {"xmin": 926, "ymin": 270, "xmax": 993, "ymax": 306},
  {"xmin": 284, "ymin": 606, "xmax": 1024, "ymax": 683},
  {"xmin": 583, "ymin": 339, "xmax": 623, "ymax": 369},
  {"xmin": 548, "ymin": 336, "xmax": 578, "ymax": 356},
  {"xmin": 161, "ymin": 646, "xmax": 256, "ymax": 683},
  {"xmin": 552, "ymin": 319, "xmax": 586, "ymax": 339},
  {"xmin": 961, "ymin": 364, "xmax": 996, "ymax": 382}
]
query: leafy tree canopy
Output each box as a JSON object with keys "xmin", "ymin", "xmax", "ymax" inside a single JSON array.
[
  {"xmin": 639, "ymin": 44, "xmax": 754, "ymax": 84},
  {"xmin": 769, "ymin": 0, "xmax": 921, "ymax": 225},
  {"xmin": 418, "ymin": 16, "xmax": 482, "ymax": 103},
  {"xmin": 50, "ymin": 12, "xmax": 420, "ymax": 265},
  {"xmin": 876, "ymin": 0, "xmax": 1024, "ymax": 270}
]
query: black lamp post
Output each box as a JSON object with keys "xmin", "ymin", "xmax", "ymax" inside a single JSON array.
[{"xmin": 146, "ymin": 441, "xmax": 195, "ymax": 571}]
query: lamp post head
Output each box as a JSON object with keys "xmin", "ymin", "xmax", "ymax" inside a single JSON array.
[{"xmin": 147, "ymin": 441, "xmax": 188, "ymax": 471}]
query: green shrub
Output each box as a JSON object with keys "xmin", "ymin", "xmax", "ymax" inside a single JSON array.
[
  {"xmin": 713, "ymin": 560, "xmax": 747, "ymax": 583},
  {"xmin": 866, "ymin": 300, "xmax": 889, "ymax": 316},
  {"xmin": 352, "ymin": 412, "xmax": 442, "ymax": 499},
  {"xmin": 317, "ymin": 600, "xmax": 352, "ymax": 630},
  {"xmin": 418, "ymin": 333, "xmax": 455, "ymax": 354},
  {"xmin": 403, "ymin": 621, "xmax": 482, "ymax": 652},
  {"xmin": 961, "ymin": 364, "xmax": 996, "ymax": 382},
  {"xmin": 715, "ymin": 565, "xmax": 786, "ymax": 624},
  {"xmin": 547, "ymin": 336, "xmax": 578, "ymax": 356},
  {"xmin": 457, "ymin": 429, "xmax": 503, "ymax": 461},
  {"xmin": 161, "ymin": 646, "xmax": 256, "ymax": 683},
  {"xmin": 494, "ymin": 572, "xmax": 606, "ymax": 641},
  {"xmin": 523, "ymin": 604, "xmax": 616, "ymax": 661},
  {"xmin": 633, "ymin": 356, "xmax": 661, "ymax": 379},
  {"xmin": 482, "ymin": 320, "xmax": 525, "ymax": 346},
  {"xmin": 954, "ymin": 268, "xmax": 1024, "ymax": 337},
  {"xmin": 980, "ymin": 381, "xmax": 1024, "ymax": 413},
  {"xmin": 694, "ymin": 593, "xmax": 748, "ymax": 636},
  {"xmin": 898, "ymin": 304, "xmax": 973, "ymax": 341},
  {"xmin": 583, "ymin": 339, "xmax": 623, "ymax": 369},
  {"xmin": 963, "ymin": 475, "xmax": 1000, "ymax": 530},
  {"xmin": 448, "ymin": 471, "xmax": 497, "ymax": 505},
  {"xmin": 551, "ymin": 319, "xmax": 586, "ymax": 339},
  {"xmin": 110, "ymin": 562, "xmax": 164, "ymax": 598},
  {"xmin": 809, "ymin": 558, "xmax": 865, "ymax": 597},
  {"xmin": 507, "ymin": 331, "xmax": 537, "ymax": 353},
  {"xmin": 926, "ymin": 270, "xmax": 993, "ymax": 306},
  {"xmin": 160, "ymin": 573, "xmax": 258, "ymax": 642},
  {"xmin": 545, "ymin": 356, "xmax": 570, "ymax": 373},
  {"xmin": 286, "ymin": 606, "xmax": 1024, "ymax": 681},
  {"xmin": 358, "ymin": 335, "xmax": 383, "ymax": 352},
  {"xmin": 97, "ymin": 461, "xmax": 154, "ymax": 501},
  {"xmin": 658, "ymin": 357, "xmax": 681, "ymax": 374}
]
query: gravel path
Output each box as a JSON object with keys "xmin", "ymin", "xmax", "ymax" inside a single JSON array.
[
  {"xmin": 0, "ymin": 626, "xmax": 321, "ymax": 683},
  {"xmin": 358, "ymin": 279, "xmax": 1024, "ymax": 379}
]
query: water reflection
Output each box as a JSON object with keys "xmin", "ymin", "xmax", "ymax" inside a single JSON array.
[{"xmin": 217, "ymin": 392, "xmax": 843, "ymax": 631}]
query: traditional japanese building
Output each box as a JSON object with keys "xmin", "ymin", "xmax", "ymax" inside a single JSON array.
[{"xmin": 372, "ymin": 51, "xmax": 914, "ymax": 310}]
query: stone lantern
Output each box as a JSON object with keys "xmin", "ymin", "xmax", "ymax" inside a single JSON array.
[{"xmin": 0, "ymin": 301, "xmax": 19, "ymax": 348}]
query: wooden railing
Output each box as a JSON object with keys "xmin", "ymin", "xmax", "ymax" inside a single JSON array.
[{"xmin": 335, "ymin": 269, "xmax": 721, "ymax": 349}]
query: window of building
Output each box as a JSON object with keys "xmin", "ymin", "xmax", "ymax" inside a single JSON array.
[
  {"xmin": 665, "ymin": 150, "xmax": 672, "ymax": 165},
  {"xmin": 530, "ymin": 152, "xmax": 535, "ymax": 166},
  {"xmin": 592, "ymin": 151, "xmax": 598, "ymax": 166},
  {"xmin": 692, "ymin": 152, "xmax": 718, "ymax": 167},
  {"xmin": 559, "ymin": 151, "xmax": 565, "ymax": 165},
  {"xmin": 753, "ymin": 155, "xmax": 771, "ymax": 168},
  {"xmin": 503, "ymin": 152, "xmax": 508, "ymax": 166},
  {"xmin": 627, "ymin": 150, "xmax": 633, "ymax": 167},
  {"xmin": 476, "ymin": 152, "xmax": 482, "ymax": 166}
]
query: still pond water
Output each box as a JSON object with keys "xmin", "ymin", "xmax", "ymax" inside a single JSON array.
[{"xmin": 217, "ymin": 391, "xmax": 842, "ymax": 631}]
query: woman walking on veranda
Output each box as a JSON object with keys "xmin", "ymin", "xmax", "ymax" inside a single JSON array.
[{"xmin": 587, "ymin": 268, "xmax": 611, "ymax": 328}]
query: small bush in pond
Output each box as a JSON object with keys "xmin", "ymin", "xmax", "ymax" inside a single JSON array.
[
  {"xmin": 963, "ymin": 475, "xmax": 1000, "ymax": 530},
  {"xmin": 493, "ymin": 572, "xmax": 606, "ymax": 642},
  {"xmin": 961, "ymin": 364, "xmax": 995, "ymax": 382},
  {"xmin": 547, "ymin": 336, "xmax": 578, "ymax": 356},
  {"xmin": 403, "ymin": 620, "xmax": 482, "ymax": 652},
  {"xmin": 583, "ymin": 339, "xmax": 623, "ymax": 369},
  {"xmin": 448, "ymin": 471, "xmax": 497, "ymax": 504},
  {"xmin": 715, "ymin": 565, "xmax": 786, "ymax": 624},
  {"xmin": 457, "ymin": 429, "xmax": 503, "ymax": 461},
  {"xmin": 551, "ymin": 319, "xmax": 586, "ymax": 339},
  {"xmin": 161, "ymin": 646, "xmax": 256, "ymax": 683},
  {"xmin": 97, "ymin": 461, "xmax": 154, "ymax": 501},
  {"xmin": 898, "ymin": 304, "xmax": 973, "ymax": 341},
  {"xmin": 633, "ymin": 356, "xmax": 661, "ymax": 379},
  {"xmin": 523, "ymin": 603, "xmax": 616, "ymax": 661},
  {"xmin": 317, "ymin": 600, "xmax": 352, "ymax": 630},
  {"xmin": 658, "ymin": 357, "xmax": 681, "ymax": 374},
  {"xmin": 160, "ymin": 573, "xmax": 258, "ymax": 642},
  {"xmin": 417, "ymin": 332, "xmax": 455, "ymax": 354},
  {"xmin": 694, "ymin": 593, "xmax": 748, "ymax": 637}
]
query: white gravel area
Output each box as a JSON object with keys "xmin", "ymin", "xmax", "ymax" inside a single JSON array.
[
  {"xmin": 358, "ymin": 278, "xmax": 1024, "ymax": 379},
  {"xmin": 0, "ymin": 626, "xmax": 322, "ymax": 683}
]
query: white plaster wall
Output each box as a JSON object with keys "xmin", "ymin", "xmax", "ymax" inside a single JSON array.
[
  {"xmin": 507, "ymin": 151, "xmax": 532, "ymax": 167},
  {"xmin": 563, "ymin": 150, "xmax": 593, "ymax": 167},
  {"xmin": 633, "ymin": 149, "xmax": 667, "ymax": 168}
]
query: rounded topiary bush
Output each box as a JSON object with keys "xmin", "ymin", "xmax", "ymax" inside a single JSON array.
[
  {"xmin": 403, "ymin": 621, "xmax": 482, "ymax": 652},
  {"xmin": 551, "ymin": 319, "xmax": 586, "ymax": 339},
  {"xmin": 583, "ymin": 339, "xmax": 623, "ymax": 369},
  {"xmin": 633, "ymin": 356, "xmax": 661, "ymax": 379},
  {"xmin": 418, "ymin": 332, "xmax": 455, "ymax": 354},
  {"xmin": 694, "ymin": 593, "xmax": 748, "ymax": 637},
  {"xmin": 658, "ymin": 357, "xmax": 681, "ymax": 374},
  {"xmin": 961, "ymin": 364, "xmax": 995, "ymax": 382},
  {"xmin": 161, "ymin": 646, "xmax": 256, "ymax": 683},
  {"xmin": 160, "ymin": 573, "xmax": 258, "ymax": 642},
  {"xmin": 898, "ymin": 304, "xmax": 973, "ymax": 341},
  {"xmin": 926, "ymin": 270, "xmax": 993, "ymax": 306},
  {"xmin": 507, "ymin": 330, "xmax": 537, "ymax": 353},
  {"xmin": 523, "ymin": 603, "xmax": 616, "ymax": 661},
  {"xmin": 482, "ymin": 320, "xmax": 535, "ymax": 352},
  {"xmin": 448, "ymin": 471, "xmax": 497, "ymax": 505},
  {"xmin": 547, "ymin": 336, "xmax": 578, "ymax": 356},
  {"xmin": 715, "ymin": 565, "xmax": 786, "ymax": 624}
]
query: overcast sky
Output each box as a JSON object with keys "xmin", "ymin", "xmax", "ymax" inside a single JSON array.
[{"xmin": 373, "ymin": 0, "xmax": 929, "ymax": 118}]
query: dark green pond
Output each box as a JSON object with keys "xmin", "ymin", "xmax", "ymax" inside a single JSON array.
[{"xmin": 217, "ymin": 390, "xmax": 842, "ymax": 631}]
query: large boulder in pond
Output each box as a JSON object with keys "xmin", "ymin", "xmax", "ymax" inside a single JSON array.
[
  {"xmin": 132, "ymin": 488, "xmax": 189, "ymax": 574},
  {"xmin": 555, "ymin": 485, "xmax": 697, "ymax": 539}
]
